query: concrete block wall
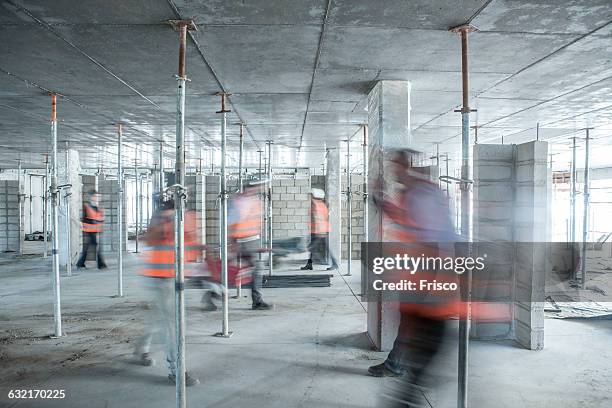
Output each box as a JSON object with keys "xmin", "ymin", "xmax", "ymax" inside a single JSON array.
[
  {"xmin": 271, "ymin": 177, "xmax": 311, "ymax": 240},
  {"xmin": 341, "ymin": 174, "xmax": 365, "ymax": 260},
  {"xmin": 472, "ymin": 142, "xmax": 548, "ymax": 350},
  {"xmin": 0, "ymin": 180, "xmax": 23, "ymax": 252},
  {"xmin": 185, "ymin": 174, "xmax": 205, "ymax": 247},
  {"xmin": 97, "ymin": 176, "xmax": 127, "ymax": 254}
]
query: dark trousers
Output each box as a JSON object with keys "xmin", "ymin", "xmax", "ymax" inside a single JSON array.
[
  {"xmin": 383, "ymin": 312, "xmax": 446, "ymax": 407},
  {"xmin": 76, "ymin": 232, "xmax": 106, "ymax": 268},
  {"xmin": 238, "ymin": 239, "xmax": 264, "ymax": 305},
  {"xmin": 305, "ymin": 234, "xmax": 338, "ymax": 267}
]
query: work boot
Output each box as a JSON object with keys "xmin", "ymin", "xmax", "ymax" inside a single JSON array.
[
  {"xmin": 201, "ymin": 292, "xmax": 218, "ymax": 311},
  {"xmin": 252, "ymin": 301, "xmax": 272, "ymax": 310},
  {"xmin": 98, "ymin": 264, "xmax": 108, "ymax": 270},
  {"xmin": 300, "ymin": 261, "xmax": 313, "ymax": 270},
  {"xmin": 367, "ymin": 363, "xmax": 402, "ymax": 377},
  {"xmin": 135, "ymin": 352, "xmax": 154, "ymax": 367},
  {"xmin": 76, "ymin": 263, "xmax": 86, "ymax": 269},
  {"xmin": 326, "ymin": 264, "xmax": 338, "ymax": 271},
  {"xmin": 168, "ymin": 372, "xmax": 200, "ymax": 386}
]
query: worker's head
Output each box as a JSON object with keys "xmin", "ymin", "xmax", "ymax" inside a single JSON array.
[
  {"xmin": 311, "ymin": 188, "xmax": 325, "ymax": 200},
  {"xmin": 388, "ymin": 148, "xmax": 422, "ymax": 181},
  {"xmin": 87, "ymin": 190, "xmax": 99, "ymax": 205}
]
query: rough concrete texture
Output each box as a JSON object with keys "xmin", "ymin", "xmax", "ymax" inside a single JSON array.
[{"xmin": 1, "ymin": 1, "xmax": 611, "ymax": 171}]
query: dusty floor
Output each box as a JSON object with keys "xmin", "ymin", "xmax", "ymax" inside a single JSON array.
[{"xmin": 0, "ymin": 252, "xmax": 611, "ymax": 408}]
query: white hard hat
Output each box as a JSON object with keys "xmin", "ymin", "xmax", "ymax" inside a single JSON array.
[{"xmin": 311, "ymin": 188, "xmax": 325, "ymax": 200}]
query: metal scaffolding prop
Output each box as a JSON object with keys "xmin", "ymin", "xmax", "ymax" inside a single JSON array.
[
  {"xmin": 236, "ymin": 123, "xmax": 245, "ymax": 298},
  {"xmin": 216, "ymin": 91, "xmax": 232, "ymax": 338},
  {"xmin": 135, "ymin": 150, "xmax": 140, "ymax": 253},
  {"xmin": 116, "ymin": 123, "xmax": 124, "ymax": 297},
  {"xmin": 43, "ymin": 155, "xmax": 49, "ymax": 258},
  {"xmin": 50, "ymin": 93, "xmax": 62, "ymax": 338},
  {"xmin": 451, "ymin": 23, "xmax": 476, "ymax": 408},
  {"xmin": 345, "ymin": 138, "xmax": 352, "ymax": 276},
  {"xmin": 63, "ymin": 149, "xmax": 72, "ymax": 277},
  {"xmin": 159, "ymin": 140, "xmax": 165, "ymax": 208},
  {"xmin": 267, "ymin": 141, "xmax": 273, "ymax": 276},
  {"xmin": 581, "ymin": 129, "xmax": 592, "ymax": 289},
  {"xmin": 170, "ymin": 19, "xmax": 197, "ymax": 407},
  {"xmin": 570, "ymin": 137, "xmax": 577, "ymax": 277}
]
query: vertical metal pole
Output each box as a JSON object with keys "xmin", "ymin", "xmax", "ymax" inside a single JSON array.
[
  {"xmin": 17, "ymin": 160, "xmax": 23, "ymax": 256},
  {"xmin": 435, "ymin": 143, "xmax": 441, "ymax": 188},
  {"xmin": 258, "ymin": 150, "xmax": 264, "ymax": 260},
  {"xmin": 581, "ymin": 130, "xmax": 591, "ymax": 289},
  {"xmin": 267, "ymin": 141, "xmax": 273, "ymax": 276},
  {"xmin": 135, "ymin": 153, "xmax": 140, "ymax": 253},
  {"xmin": 362, "ymin": 124, "xmax": 368, "ymax": 249},
  {"xmin": 117, "ymin": 124, "xmax": 124, "ymax": 297},
  {"xmin": 236, "ymin": 123, "xmax": 245, "ymax": 298},
  {"xmin": 50, "ymin": 93, "xmax": 62, "ymax": 337},
  {"xmin": 159, "ymin": 141, "xmax": 165, "ymax": 201},
  {"xmin": 570, "ymin": 137, "xmax": 577, "ymax": 278},
  {"xmin": 29, "ymin": 173, "xmax": 32, "ymax": 235},
  {"xmin": 172, "ymin": 20, "xmax": 195, "ymax": 407},
  {"xmin": 43, "ymin": 156, "xmax": 49, "ymax": 258},
  {"xmin": 451, "ymin": 24, "xmax": 476, "ymax": 408},
  {"xmin": 345, "ymin": 139, "xmax": 352, "ymax": 276},
  {"xmin": 216, "ymin": 92, "xmax": 231, "ymax": 337},
  {"xmin": 445, "ymin": 155, "xmax": 450, "ymax": 197},
  {"xmin": 64, "ymin": 149, "xmax": 72, "ymax": 277}
]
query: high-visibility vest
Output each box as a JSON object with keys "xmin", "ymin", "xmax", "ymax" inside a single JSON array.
[
  {"xmin": 229, "ymin": 193, "xmax": 261, "ymax": 240},
  {"xmin": 82, "ymin": 203, "xmax": 104, "ymax": 233},
  {"xmin": 311, "ymin": 199, "xmax": 329, "ymax": 235},
  {"xmin": 142, "ymin": 210, "xmax": 200, "ymax": 278}
]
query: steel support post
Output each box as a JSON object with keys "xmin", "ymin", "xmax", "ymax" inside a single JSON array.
[
  {"xmin": 170, "ymin": 19, "xmax": 196, "ymax": 407},
  {"xmin": 435, "ymin": 143, "xmax": 441, "ymax": 188},
  {"xmin": 581, "ymin": 129, "xmax": 591, "ymax": 289},
  {"xmin": 134, "ymin": 153, "xmax": 140, "ymax": 253},
  {"xmin": 216, "ymin": 92, "xmax": 232, "ymax": 337},
  {"xmin": 258, "ymin": 150, "xmax": 264, "ymax": 260},
  {"xmin": 570, "ymin": 137, "xmax": 577, "ymax": 277},
  {"xmin": 63, "ymin": 149, "xmax": 72, "ymax": 277},
  {"xmin": 117, "ymin": 124, "xmax": 124, "ymax": 297},
  {"xmin": 17, "ymin": 160, "xmax": 23, "ymax": 256},
  {"xmin": 362, "ymin": 125, "xmax": 369, "ymax": 277},
  {"xmin": 159, "ymin": 141, "xmax": 165, "ymax": 203},
  {"xmin": 43, "ymin": 156, "xmax": 49, "ymax": 258},
  {"xmin": 345, "ymin": 139, "xmax": 352, "ymax": 276},
  {"xmin": 451, "ymin": 24, "xmax": 476, "ymax": 408},
  {"xmin": 50, "ymin": 94, "xmax": 62, "ymax": 337},
  {"xmin": 236, "ymin": 123, "xmax": 245, "ymax": 297},
  {"xmin": 267, "ymin": 141, "xmax": 273, "ymax": 276}
]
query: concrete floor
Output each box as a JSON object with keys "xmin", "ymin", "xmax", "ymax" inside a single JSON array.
[{"xmin": 1, "ymin": 254, "xmax": 611, "ymax": 408}]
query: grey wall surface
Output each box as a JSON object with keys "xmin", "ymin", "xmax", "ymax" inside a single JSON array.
[
  {"xmin": 0, "ymin": 180, "xmax": 23, "ymax": 253},
  {"xmin": 97, "ymin": 176, "xmax": 127, "ymax": 255},
  {"xmin": 473, "ymin": 141, "xmax": 549, "ymax": 350},
  {"xmin": 271, "ymin": 177, "xmax": 311, "ymax": 240}
]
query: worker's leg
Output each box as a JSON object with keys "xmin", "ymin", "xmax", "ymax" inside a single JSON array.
[
  {"xmin": 134, "ymin": 277, "xmax": 164, "ymax": 365},
  {"xmin": 301, "ymin": 233, "xmax": 314, "ymax": 270},
  {"xmin": 158, "ymin": 278, "xmax": 177, "ymax": 375},
  {"xmin": 92, "ymin": 233, "xmax": 107, "ymax": 269},
  {"xmin": 241, "ymin": 240, "xmax": 270, "ymax": 308},
  {"xmin": 76, "ymin": 232, "xmax": 92, "ymax": 267}
]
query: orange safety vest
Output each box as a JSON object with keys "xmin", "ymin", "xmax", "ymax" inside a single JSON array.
[
  {"xmin": 229, "ymin": 193, "xmax": 261, "ymax": 240},
  {"xmin": 142, "ymin": 210, "xmax": 200, "ymax": 278},
  {"xmin": 82, "ymin": 203, "xmax": 104, "ymax": 233},
  {"xmin": 311, "ymin": 199, "xmax": 329, "ymax": 235}
]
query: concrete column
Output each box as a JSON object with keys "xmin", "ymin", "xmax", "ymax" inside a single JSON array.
[
  {"xmin": 514, "ymin": 141, "xmax": 548, "ymax": 350},
  {"xmin": 325, "ymin": 147, "xmax": 341, "ymax": 270},
  {"xmin": 57, "ymin": 149, "xmax": 82, "ymax": 267},
  {"xmin": 366, "ymin": 80, "xmax": 411, "ymax": 351}
]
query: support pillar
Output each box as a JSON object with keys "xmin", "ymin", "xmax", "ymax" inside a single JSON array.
[
  {"xmin": 325, "ymin": 147, "xmax": 341, "ymax": 272},
  {"xmin": 581, "ymin": 129, "xmax": 591, "ymax": 288},
  {"xmin": 267, "ymin": 141, "xmax": 273, "ymax": 276},
  {"xmin": 344, "ymin": 139, "xmax": 352, "ymax": 276},
  {"xmin": 50, "ymin": 93, "xmax": 62, "ymax": 337},
  {"xmin": 170, "ymin": 19, "xmax": 198, "ymax": 406},
  {"xmin": 117, "ymin": 124, "xmax": 124, "ymax": 297},
  {"xmin": 366, "ymin": 80, "xmax": 411, "ymax": 351},
  {"xmin": 216, "ymin": 91, "xmax": 232, "ymax": 338}
]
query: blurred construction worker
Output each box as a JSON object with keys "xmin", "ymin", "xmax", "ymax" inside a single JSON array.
[
  {"xmin": 229, "ymin": 181, "xmax": 271, "ymax": 310},
  {"xmin": 134, "ymin": 198, "xmax": 200, "ymax": 386},
  {"xmin": 76, "ymin": 190, "xmax": 107, "ymax": 269},
  {"xmin": 368, "ymin": 149, "xmax": 457, "ymax": 408},
  {"xmin": 301, "ymin": 188, "xmax": 339, "ymax": 271}
]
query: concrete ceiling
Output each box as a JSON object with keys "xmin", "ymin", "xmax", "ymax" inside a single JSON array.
[{"xmin": 0, "ymin": 0, "xmax": 611, "ymax": 171}]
